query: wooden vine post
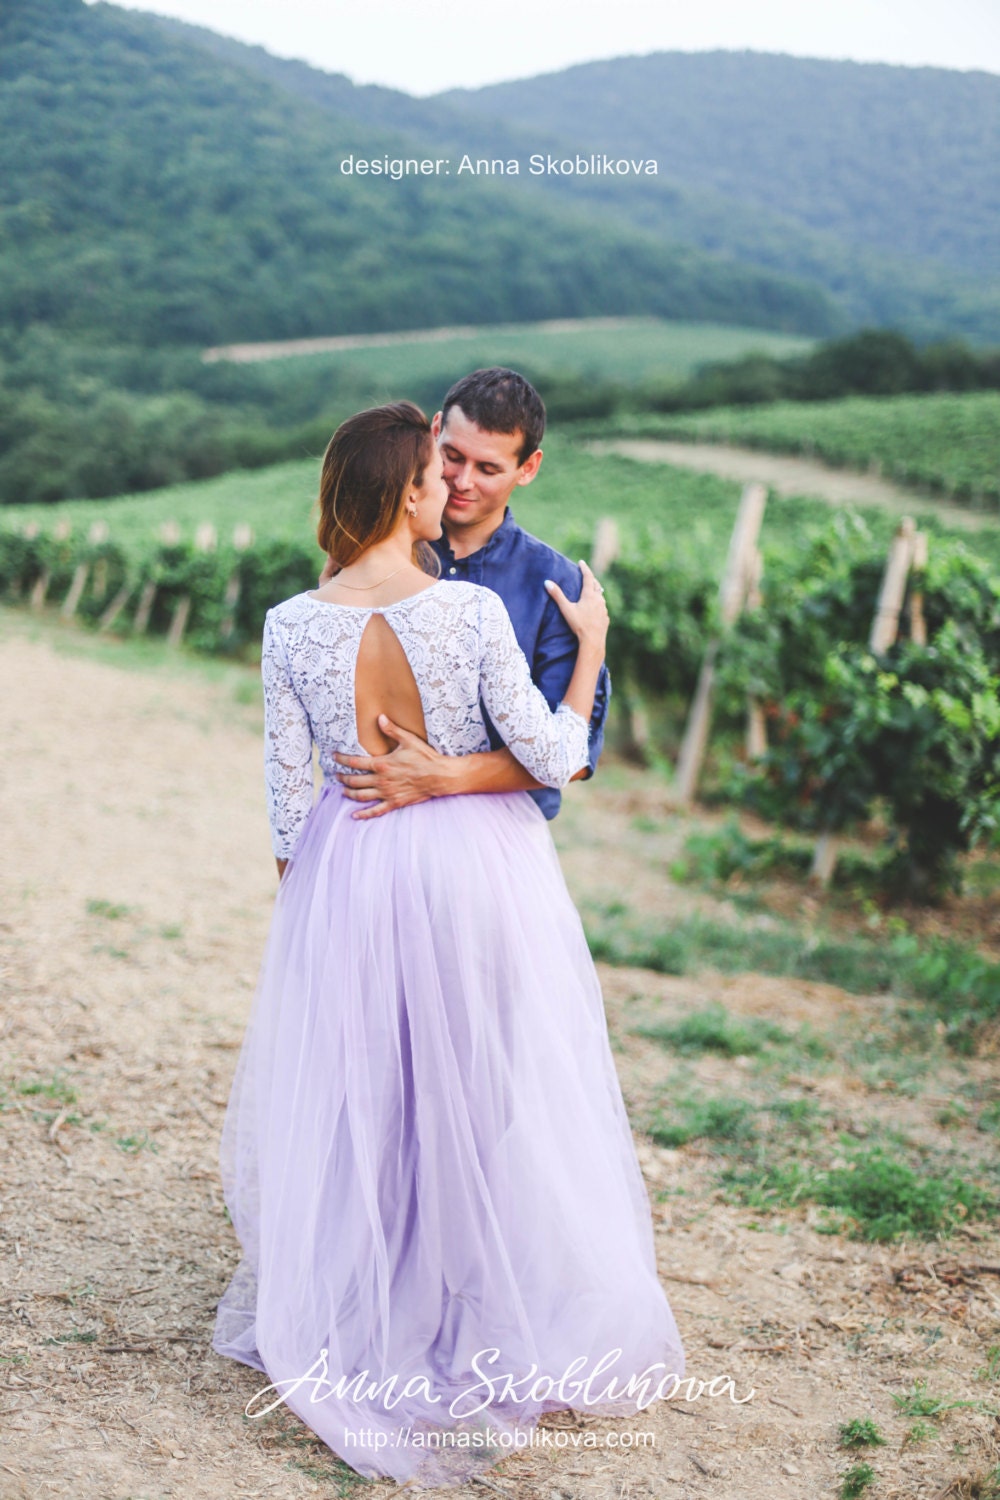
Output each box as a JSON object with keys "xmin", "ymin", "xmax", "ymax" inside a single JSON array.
[
  {"xmin": 590, "ymin": 516, "xmax": 619, "ymax": 575},
  {"xmin": 810, "ymin": 516, "xmax": 922, "ymax": 886},
  {"xmin": 30, "ymin": 521, "xmax": 63, "ymax": 610},
  {"xmin": 744, "ymin": 545, "xmax": 768, "ymax": 761},
  {"xmin": 908, "ymin": 529, "xmax": 928, "ymax": 646},
  {"xmin": 590, "ymin": 516, "xmax": 649, "ymax": 754},
  {"xmin": 220, "ymin": 523, "xmax": 254, "ymax": 642},
  {"xmin": 167, "ymin": 521, "xmax": 215, "ymax": 647},
  {"xmin": 135, "ymin": 520, "xmax": 179, "ymax": 633},
  {"xmin": 133, "ymin": 580, "xmax": 157, "ymax": 634},
  {"xmin": 29, "ymin": 571, "xmax": 50, "ymax": 608},
  {"xmin": 60, "ymin": 562, "xmax": 89, "ymax": 619},
  {"xmin": 869, "ymin": 516, "xmax": 916, "ymax": 654},
  {"xmin": 673, "ymin": 482, "xmax": 768, "ymax": 805},
  {"xmin": 99, "ymin": 583, "xmax": 133, "ymax": 632},
  {"xmin": 90, "ymin": 521, "xmax": 110, "ymax": 603},
  {"xmin": 60, "ymin": 519, "xmax": 94, "ymax": 620},
  {"xmin": 166, "ymin": 596, "xmax": 191, "ymax": 648}
]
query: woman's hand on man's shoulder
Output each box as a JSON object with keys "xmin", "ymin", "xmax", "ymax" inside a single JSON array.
[{"xmin": 543, "ymin": 560, "xmax": 608, "ymax": 650}]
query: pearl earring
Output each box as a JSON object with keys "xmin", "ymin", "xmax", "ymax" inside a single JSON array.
[{"xmin": 407, "ymin": 506, "xmax": 417, "ymax": 517}]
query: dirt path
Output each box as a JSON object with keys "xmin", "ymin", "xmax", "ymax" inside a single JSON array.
[
  {"xmin": 2, "ymin": 609, "xmax": 998, "ymax": 1500},
  {"xmin": 202, "ymin": 318, "xmax": 639, "ymax": 365},
  {"xmin": 588, "ymin": 438, "xmax": 989, "ymax": 532}
]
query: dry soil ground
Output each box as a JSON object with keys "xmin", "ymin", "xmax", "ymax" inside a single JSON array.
[{"xmin": 2, "ymin": 607, "xmax": 999, "ymax": 1500}]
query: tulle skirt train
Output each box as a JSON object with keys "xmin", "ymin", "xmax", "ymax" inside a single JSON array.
[{"xmin": 211, "ymin": 783, "xmax": 684, "ymax": 1486}]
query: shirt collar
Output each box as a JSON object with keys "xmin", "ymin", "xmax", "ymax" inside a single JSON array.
[{"xmin": 436, "ymin": 506, "xmax": 517, "ymax": 565}]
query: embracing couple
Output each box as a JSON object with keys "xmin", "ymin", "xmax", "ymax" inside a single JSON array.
[{"xmin": 211, "ymin": 366, "xmax": 684, "ymax": 1488}]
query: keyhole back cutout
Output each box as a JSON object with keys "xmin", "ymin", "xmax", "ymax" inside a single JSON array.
[{"xmin": 354, "ymin": 612, "xmax": 428, "ymax": 757}]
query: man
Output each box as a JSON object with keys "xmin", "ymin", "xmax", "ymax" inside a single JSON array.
[{"xmin": 327, "ymin": 366, "xmax": 611, "ymax": 819}]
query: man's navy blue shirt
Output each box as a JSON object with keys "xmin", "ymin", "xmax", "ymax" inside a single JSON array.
[{"xmin": 429, "ymin": 507, "xmax": 611, "ymax": 819}]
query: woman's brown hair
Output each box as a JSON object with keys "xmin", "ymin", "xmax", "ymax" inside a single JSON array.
[{"xmin": 316, "ymin": 401, "xmax": 440, "ymax": 577}]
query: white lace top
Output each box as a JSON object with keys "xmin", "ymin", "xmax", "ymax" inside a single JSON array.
[{"xmin": 261, "ymin": 580, "xmax": 591, "ymax": 858}]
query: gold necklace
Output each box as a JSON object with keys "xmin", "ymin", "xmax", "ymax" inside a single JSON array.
[{"xmin": 330, "ymin": 564, "xmax": 408, "ymax": 591}]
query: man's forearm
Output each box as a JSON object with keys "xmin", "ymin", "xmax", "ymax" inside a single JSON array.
[
  {"xmin": 440, "ymin": 747, "xmax": 589, "ymax": 795},
  {"xmin": 440, "ymin": 746, "xmax": 543, "ymax": 795}
]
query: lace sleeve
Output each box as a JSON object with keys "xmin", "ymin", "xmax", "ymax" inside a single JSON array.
[
  {"xmin": 476, "ymin": 586, "xmax": 590, "ymax": 788},
  {"xmin": 262, "ymin": 609, "xmax": 315, "ymax": 858}
]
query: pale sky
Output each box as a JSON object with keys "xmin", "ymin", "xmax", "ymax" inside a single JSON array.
[{"xmin": 89, "ymin": 0, "xmax": 1000, "ymax": 93}]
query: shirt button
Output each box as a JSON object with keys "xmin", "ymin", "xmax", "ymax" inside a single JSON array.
[{"xmin": 449, "ymin": 567, "xmax": 457, "ymax": 574}]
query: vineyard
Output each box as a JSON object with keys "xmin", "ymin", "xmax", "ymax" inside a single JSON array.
[
  {"xmin": 597, "ymin": 391, "xmax": 1000, "ymax": 510},
  {"xmin": 3, "ymin": 433, "xmax": 886, "ymax": 587},
  {"xmin": 3, "ymin": 432, "xmax": 999, "ymax": 912},
  {"xmin": 0, "ymin": 439, "xmax": 909, "ymax": 660}
]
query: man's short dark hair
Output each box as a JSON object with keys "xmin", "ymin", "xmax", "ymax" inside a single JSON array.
[{"xmin": 440, "ymin": 367, "xmax": 546, "ymax": 465}]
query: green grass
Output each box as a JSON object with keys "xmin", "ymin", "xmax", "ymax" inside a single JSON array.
[
  {"xmin": 585, "ymin": 908, "xmax": 1000, "ymax": 1052},
  {"xmin": 721, "ymin": 1145, "xmax": 994, "ymax": 1242},
  {"xmin": 115, "ymin": 1131, "xmax": 159, "ymax": 1155},
  {"xmin": 840, "ymin": 1461, "xmax": 877, "ymax": 1498},
  {"xmin": 961, "ymin": 1468, "xmax": 1000, "ymax": 1500},
  {"xmin": 15, "ymin": 1072, "xmax": 78, "ymax": 1107},
  {"xmin": 893, "ymin": 1379, "xmax": 984, "ymax": 1420},
  {"xmin": 648, "ymin": 1093, "xmax": 757, "ymax": 1148},
  {"xmin": 671, "ymin": 822, "xmax": 813, "ymax": 885},
  {"xmin": 670, "ymin": 820, "xmax": 894, "ymax": 894},
  {"xmin": 839, "ymin": 1418, "xmax": 886, "ymax": 1449},
  {"xmin": 634, "ymin": 1003, "xmax": 796, "ymax": 1057},
  {"xmin": 86, "ymin": 897, "xmax": 133, "ymax": 920}
]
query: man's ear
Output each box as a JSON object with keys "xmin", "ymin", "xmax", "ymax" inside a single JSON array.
[
  {"xmin": 515, "ymin": 448, "xmax": 543, "ymax": 487},
  {"xmin": 431, "ymin": 410, "xmax": 443, "ymax": 439}
]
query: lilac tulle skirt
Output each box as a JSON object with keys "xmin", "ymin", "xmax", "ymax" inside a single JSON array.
[{"xmin": 212, "ymin": 783, "xmax": 684, "ymax": 1486}]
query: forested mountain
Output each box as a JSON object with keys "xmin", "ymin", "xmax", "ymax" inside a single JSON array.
[
  {"xmin": 4, "ymin": 2, "xmax": 997, "ymax": 347},
  {"xmin": 152, "ymin": 20, "xmax": 1000, "ymax": 344},
  {"xmin": 3, "ymin": 0, "xmax": 998, "ymax": 506},
  {"xmin": 0, "ymin": 0, "xmax": 834, "ymax": 345},
  {"xmin": 443, "ymin": 53, "xmax": 1000, "ymax": 278}
]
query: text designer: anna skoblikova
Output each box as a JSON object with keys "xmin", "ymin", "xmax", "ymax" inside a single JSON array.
[{"xmin": 339, "ymin": 155, "xmax": 659, "ymax": 179}]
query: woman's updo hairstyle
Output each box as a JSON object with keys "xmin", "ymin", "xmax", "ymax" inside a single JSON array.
[{"xmin": 316, "ymin": 400, "xmax": 440, "ymax": 577}]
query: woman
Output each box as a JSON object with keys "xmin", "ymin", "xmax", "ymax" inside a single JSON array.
[{"xmin": 211, "ymin": 401, "xmax": 684, "ymax": 1486}]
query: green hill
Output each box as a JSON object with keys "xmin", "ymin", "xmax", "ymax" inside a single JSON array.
[
  {"xmin": 156, "ymin": 24, "xmax": 999, "ymax": 343},
  {"xmin": 0, "ymin": 0, "xmax": 834, "ymax": 345},
  {"xmin": 442, "ymin": 52, "xmax": 1000, "ymax": 279},
  {"xmin": 4, "ymin": 1, "xmax": 998, "ymax": 507}
]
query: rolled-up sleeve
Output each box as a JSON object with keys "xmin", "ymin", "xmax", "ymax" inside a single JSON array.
[
  {"xmin": 477, "ymin": 588, "xmax": 591, "ymax": 789},
  {"xmin": 532, "ymin": 579, "xmax": 611, "ymax": 781}
]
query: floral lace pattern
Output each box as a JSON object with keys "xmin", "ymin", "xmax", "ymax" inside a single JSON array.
[{"xmin": 261, "ymin": 580, "xmax": 591, "ymax": 857}]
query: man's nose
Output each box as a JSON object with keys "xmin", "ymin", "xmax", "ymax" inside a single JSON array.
[{"xmin": 451, "ymin": 462, "xmax": 475, "ymax": 491}]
